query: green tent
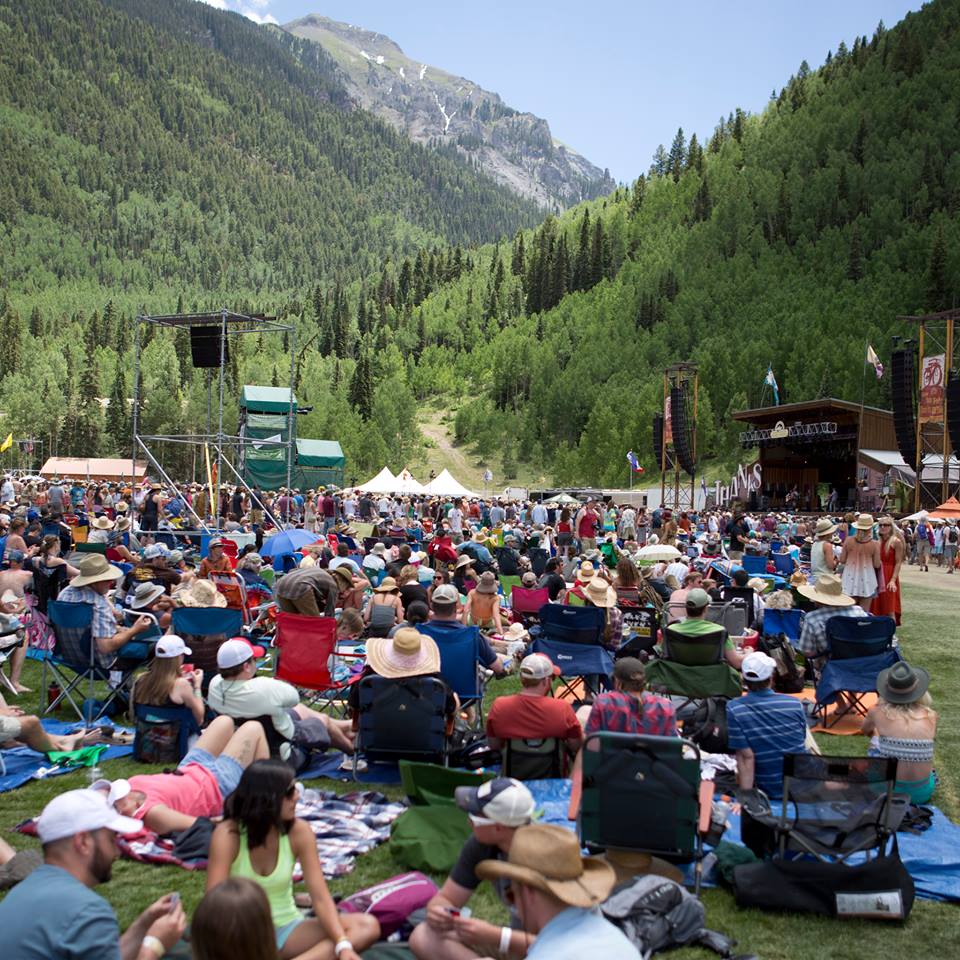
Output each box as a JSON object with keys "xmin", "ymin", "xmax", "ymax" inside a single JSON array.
[{"xmin": 241, "ymin": 385, "xmax": 297, "ymax": 414}]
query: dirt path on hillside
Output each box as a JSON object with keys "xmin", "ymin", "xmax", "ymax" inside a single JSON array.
[{"xmin": 418, "ymin": 409, "xmax": 484, "ymax": 488}]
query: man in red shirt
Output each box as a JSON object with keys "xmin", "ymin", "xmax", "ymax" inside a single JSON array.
[
  {"xmin": 575, "ymin": 500, "xmax": 600, "ymax": 551},
  {"xmin": 485, "ymin": 654, "xmax": 583, "ymax": 764}
]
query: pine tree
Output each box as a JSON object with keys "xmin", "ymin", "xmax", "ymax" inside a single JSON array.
[
  {"xmin": 106, "ymin": 364, "xmax": 127, "ymax": 441},
  {"xmin": 852, "ymin": 115, "xmax": 868, "ymax": 165},
  {"xmin": 732, "ymin": 108, "xmax": 745, "ymax": 142},
  {"xmin": 511, "ymin": 230, "xmax": 525, "ymax": 276},
  {"xmin": 650, "ymin": 145, "xmax": 668, "ymax": 177},
  {"xmin": 574, "ymin": 210, "xmax": 591, "ymax": 291},
  {"xmin": 102, "ymin": 299, "xmax": 117, "ymax": 344},
  {"xmin": 925, "ymin": 224, "xmax": 949, "ymax": 312},
  {"xmin": 28, "ymin": 305, "xmax": 43, "ymax": 338},
  {"xmin": 668, "ymin": 127, "xmax": 686, "ymax": 181},
  {"xmin": 1, "ymin": 308, "xmax": 24, "ymax": 378},
  {"xmin": 629, "ymin": 175, "xmax": 645, "ymax": 216},
  {"xmin": 847, "ymin": 224, "xmax": 864, "ymax": 282},
  {"xmin": 348, "ymin": 343, "xmax": 374, "ymax": 421}
]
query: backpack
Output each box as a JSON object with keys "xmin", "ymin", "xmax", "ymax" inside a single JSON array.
[
  {"xmin": 948, "ymin": 527, "xmax": 958, "ymax": 546},
  {"xmin": 339, "ymin": 871, "xmax": 438, "ymax": 938},
  {"xmin": 681, "ymin": 696, "xmax": 729, "ymax": 753},
  {"xmin": 758, "ymin": 632, "xmax": 805, "ymax": 693},
  {"xmin": 917, "ymin": 523, "xmax": 928, "ymax": 539},
  {"xmin": 602, "ymin": 875, "xmax": 752, "ymax": 959}
]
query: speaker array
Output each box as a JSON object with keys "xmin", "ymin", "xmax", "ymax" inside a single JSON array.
[
  {"xmin": 890, "ymin": 348, "xmax": 918, "ymax": 468},
  {"xmin": 670, "ymin": 383, "xmax": 696, "ymax": 477},
  {"xmin": 947, "ymin": 372, "xmax": 960, "ymax": 455},
  {"xmin": 190, "ymin": 326, "xmax": 230, "ymax": 368}
]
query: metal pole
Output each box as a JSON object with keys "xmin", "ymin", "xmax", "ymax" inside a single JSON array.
[
  {"xmin": 131, "ymin": 315, "xmax": 142, "ymax": 481},
  {"xmin": 286, "ymin": 323, "xmax": 296, "ymax": 499},
  {"xmin": 215, "ymin": 308, "xmax": 227, "ymax": 531},
  {"xmin": 915, "ymin": 326, "xmax": 925, "ymax": 512},
  {"xmin": 217, "ymin": 449, "xmax": 284, "ymax": 530},
  {"xmin": 943, "ymin": 318, "xmax": 953, "ymax": 504},
  {"xmin": 136, "ymin": 437, "xmax": 210, "ymax": 532}
]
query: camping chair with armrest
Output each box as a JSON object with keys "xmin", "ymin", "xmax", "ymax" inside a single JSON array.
[
  {"xmin": 417, "ymin": 621, "xmax": 489, "ymax": 728},
  {"xmin": 132, "ymin": 702, "xmax": 202, "ymax": 764},
  {"xmin": 815, "ymin": 615, "xmax": 900, "ymax": 729},
  {"xmin": 773, "ymin": 552, "xmax": 796, "ymax": 577},
  {"xmin": 644, "ymin": 624, "xmax": 742, "ymax": 701},
  {"xmin": 209, "ymin": 572, "xmax": 251, "ymax": 625},
  {"xmin": 117, "ymin": 609, "xmax": 162, "ymax": 662},
  {"xmin": 616, "ymin": 605, "xmax": 659, "ymax": 658},
  {"xmin": 579, "ymin": 732, "xmax": 712, "ymax": 895},
  {"xmin": 719, "ymin": 586, "xmax": 757, "ymax": 630},
  {"xmin": 740, "ymin": 554, "xmax": 768, "ymax": 576},
  {"xmin": 509, "ymin": 586, "xmax": 550, "ymax": 626},
  {"xmin": 531, "ymin": 603, "xmax": 612, "ymax": 704},
  {"xmin": 273, "ymin": 611, "xmax": 362, "ymax": 717},
  {"xmin": 354, "ymin": 674, "xmax": 450, "ymax": 775},
  {"xmin": 502, "ymin": 737, "xmax": 565, "ymax": 780},
  {"xmin": 171, "ymin": 606, "xmax": 246, "ymax": 693},
  {"xmin": 761, "ymin": 607, "xmax": 804, "ymax": 643}
]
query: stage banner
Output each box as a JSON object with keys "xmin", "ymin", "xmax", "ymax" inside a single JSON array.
[
  {"xmin": 919, "ymin": 353, "xmax": 946, "ymax": 424},
  {"xmin": 664, "ymin": 395, "xmax": 673, "ymax": 445}
]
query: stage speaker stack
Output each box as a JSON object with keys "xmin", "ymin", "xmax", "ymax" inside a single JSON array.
[
  {"xmin": 652, "ymin": 414, "xmax": 665, "ymax": 470},
  {"xmin": 890, "ymin": 348, "xmax": 918, "ymax": 468},
  {"xmin": 947, "ymin": 372, "xmax": 960, "ymax": 454},
  {"xmin": 190, "ymin": 326, "xmax": 230, "ymax": 368},
  {"xmin": 670, "ymin": 384, "xmax": 696, "ymax": 477}
]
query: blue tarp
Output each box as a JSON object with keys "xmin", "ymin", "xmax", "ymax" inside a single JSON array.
[{"xmin": 298, "ymin": 750, "xmax": 402, "ymax": 785}]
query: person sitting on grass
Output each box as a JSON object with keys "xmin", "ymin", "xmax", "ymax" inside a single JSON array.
[
  {"xmin": 1, "ymin": 702, "xmax": 104, "ymax": 754},
  {"xmin": 461, "ymin": 571, "xmax": 505, "ymax": 634},
  {"xmin": 129, "ymin": 634, "xmax": 205, "ymax": 728},
  {"xmin": 0, "ymin": 788, "xmax": 186, "ymax": 960},
  {"xmin": 191, "ymin": 877, "xmax": 278, "ymax": 960},
  {"xmin": 206, "ymin": 759, "xmax": 378, "ymax": 960},
  {"xmin": 410, "ymin": 778, "xmax": 538, "ymax": 960}
]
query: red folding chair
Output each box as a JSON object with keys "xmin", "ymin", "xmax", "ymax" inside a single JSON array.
[
  {"xmin": 510, "ymin": 586, "xmax": 550, "ymax": 625},
  {"xmin": 274, "ymin": 612, "xmax": 363, "ymax": 716},
  {"xmin": 220, "ymin": 539, "xmax": 238, "ymax": 569},
  {"xmin": 327, "ymin": 533, "xmax": 340, "ymax": 549},
  {"xmin": 209, "ymin": 572, "xmax": 250, "ymax": 625}
]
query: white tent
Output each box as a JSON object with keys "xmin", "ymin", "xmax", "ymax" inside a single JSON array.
[
  {"xmin": 393, "ymin": 468, "xmax": 427, "ymax": 495},
  {"xmin": 356, "ymin": 466, "xmax": 397, "ymax": 494},
  {"xmin": 425, "ymin": 468, "xmax": 478, "ymax": 498}
]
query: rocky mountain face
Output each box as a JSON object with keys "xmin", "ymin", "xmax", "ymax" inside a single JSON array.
[{"xmin": 283, "ymin": 14, "xmax": 615, "ymax": 210}]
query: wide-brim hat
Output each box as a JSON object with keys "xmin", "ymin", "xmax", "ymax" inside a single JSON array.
[
  {"xmin": 331, "ymin": 565, "xmax": 354, "ymax": 589},
  {"xmin": 596, "ymin": 848, "xmax": 684, "ymax": 886},
  {"xmin": 115, "ymin": 502, "xmax": 129, "ymax": 513},
  {"xmin": 476, "ymin": 572, "xmax": 498, "ymax": 594},
  {"xmin": 853, "ymin": 513, "xmax": 875, "ymax": 531},
  {"xmin": 71, "ymin": 554, "xmax": 124, "ymax": 588},
  {"xmin": 374, "ymin": 576, "xmax": 399, "ymax": 593},
  {"xmin": 130, "ymin": 582, "xmax": 165, "ymax": 610},
  {"xmin": 115, "ymin": 517, "xmax": 132, "ymax": 532},
  {"xmin": 454, "ymin": 555, "xmax": 474, "ymax": 570},
  {"xmin": 577, "ymin": 562, "xmax": 596, "ymax": 581},
  {"xmin": 877, "ymin": 662, "xmax": 930, "ymax": 704},
  {"xmin": 176, "ymin": 579, "xmax": 227, "ymax": 608},
  {"xmin": 476, "ymin": 823, "xmax": 616, "ymax": 908},
  {"xmin": 815, "ymin": 517, "xmax": 837, "ymax": 538},
  {"xmin": 797, "ymin": 574, "xmax": 855, "ymax": 607},
  {"xmin": 90, "ymin": 515, "xmax": 114, "ymax": 530},
  {"xmin": 366, "ymin": 628, "xmax": 441, "ymax": 679},
  {"xmin": 584, "ymin": 578, "xmax": 616, "ymax": 607}
]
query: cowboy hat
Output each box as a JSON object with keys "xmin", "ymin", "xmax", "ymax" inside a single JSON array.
[
  {"xmin": 814, "ymin": 517, "xmax": 837, "ymax": 538},
  {"xmin": 476, "ymin": 572, "xmax": 498, "ymax": 595},
  {"xmin": 576, "ymin": 562, "xmax": 596, "ymax": 581},
  {"xmin": 476, "ymin": 823, "xmax": 616, "ymax": 908},
  {"xmin": 90, "ymin": 515, "xmax": 114, "ymax": 530},
  {"xmin": 175, "ymin": 578, "xmax": 227, "ymax": 608},
  {"xmin": 853, "ymin": 513, "xmax": 875, "ymax": 531},
  {"xmin": 115, "ymin": 516, "xmax": 131, "ymax": 533},
  {"xmin": 877, "ymin": 661, "xmax": 930, "ymax": 704},
  {"xmin": 331, "ymin": 565, "xmax": 355, "ymax": 590},
  {"xmin": 366, "ymin": 628, "xmax": 441, "ymax": 679},
  {"xmin": 584, "ymin": 578, "xmax": 616, "ymax": 608},
  {"xmin": 130, "ymin": 581, "xmax": 165, "ymax": 610},
  {"xmin": 374, "ymin": 576, "xmax": 399, "ymax": 593},
  {"xmin": 797, "ymin": 574, "xmax": 855, "ymax": 607},
  {"xmin": 71, "ymin": 554, "xmax": 124, "ymax": 588}
]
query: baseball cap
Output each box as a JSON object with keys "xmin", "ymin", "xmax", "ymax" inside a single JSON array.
[
  {"xmin": 216, "ymin": 637, "xmax": 265, "ymax": 669},
  {"xmin": 6, "ymin": 549, "xmax": 24, "ymax": 563},
  {"xmin": 454, "ymin": 777, "xmax": 536, "ymax": 827},
  {"xmin": 208, "ymin": 538, "xmax": 225, "ymax": 549},
  {"xmin": 519, "ymin": 653, "xmax": 559, "ymax": 680},
  {"xmin": 685, "ymin": 587, "xmax": 711, "ymax": 610},
  {"xmin": 143, "ymin": 543, "xmax": 170, "ymax": 560},
  {"xmin": 432, "ymin": 583, "xmax": 459, "ymax": 605},
  {"xmin": 741, "ymin": 651, "xmax": 777, "ymax": 682},
  {"xmin": 36, "ymin": 788, "xmax": 141, "ymax": 844},
  {"xmin": 613, "ymin": 657, "xmax": 646, "ymax": 684},
  {"xmin": 155, "ymin": 635, "xmax": 192, "ymax": 659}
]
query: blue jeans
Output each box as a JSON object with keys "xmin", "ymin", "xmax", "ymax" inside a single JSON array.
[{"xmin": 180, "ymin": 746, "xmax": 243, "ymax": 798}]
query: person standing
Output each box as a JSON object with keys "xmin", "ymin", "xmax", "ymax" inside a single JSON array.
[
  {"xmin": 840, "ymin": 514, "xmax": 881, "ymax": 612},
  {"xmin": 944, "ymin": 521, "xmax": 959, "ymax": 573},
  {"xmin": 871, "ymin": 516, "xmax": 904, "ymax": 625}
]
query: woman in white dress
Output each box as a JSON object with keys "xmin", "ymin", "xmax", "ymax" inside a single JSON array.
[{"xmin": 840, "ymin": 513, "xmax": 881, "ymax": 612}]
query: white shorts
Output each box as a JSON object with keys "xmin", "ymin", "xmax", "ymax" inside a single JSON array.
[{"xmin": 0, "ymin": 715, "xmax": 23, "ymax": 741}]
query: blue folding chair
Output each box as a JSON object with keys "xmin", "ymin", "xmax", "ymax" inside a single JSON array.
[
  {"xmin": 762, "ymin": 607, "xmax": 804, "ymax": 643},
  {"xmin": 772, "ymin": 552, "xmax": 796, "ymax": 576},
  {"xmin": 171, "ymin": 607, "xmax": 245, "ymax": 692},
  {"xmin": 132, "ymin": 702, "xmax": 201, "ymax": 763},
  {"xmin": 532, "ymin": 604, "xmax": 612, "ymax": 702},
  {"xmin": 419, "ymin": 622, "xmax": 487, "ymax": 727},
  {"xmin": 815, "ymin": 616, "xmax": 899, "ymax": 728},
  {"xmin": 740, "ymin": 555, "xmax": 767, "ymax": 575}
]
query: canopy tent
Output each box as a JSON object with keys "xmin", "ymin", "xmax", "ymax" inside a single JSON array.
[
  {"xmin": 424, "ymin": 469, "xmax": 478, "ymax": 498},
  {"xmin": 356, "ymin": 467, "xmax": 398, "ymax": 494},
  {"xmin": 903, "ymin": 509, "xmax": 930, "ymax": 522},
  {"xmin": 40, "ymin": 458, "xmax": 147, "ymax": 483},
  {"xmin": 544, "ymin": 493, "xmax": 580, "ymax": 505},
  {"xmin": 241, "ymin": 385, "xmax": 297, "ymax": 415},
  {"xmin": 930, "ymin": 496, "xmax": 960, "ymax": 520},
  {"xmin": 393, "ymin": 468, "xmax": 427, "ymax": 495}
]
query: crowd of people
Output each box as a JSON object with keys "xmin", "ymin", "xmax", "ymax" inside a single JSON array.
[{"xmin": 0, "ymin": 470, "xmax": 945, "ymax": 959}]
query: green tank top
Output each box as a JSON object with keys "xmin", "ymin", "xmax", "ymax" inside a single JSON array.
[{"xmin": 231, "ymin": 829, "xmax": 301, "ymax": 928}]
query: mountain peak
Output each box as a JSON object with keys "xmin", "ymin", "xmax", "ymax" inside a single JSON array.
[{"xmin": 283, "ymin": 13, "xmax": 614, "ymax": 209}]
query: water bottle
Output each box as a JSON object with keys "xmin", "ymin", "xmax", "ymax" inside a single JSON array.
[{"xmin": 89, "ymin": 764, "xmax": 103, "ymax": 785}]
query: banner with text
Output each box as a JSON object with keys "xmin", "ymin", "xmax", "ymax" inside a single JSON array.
[{"xmin": 919, "ymin": 353, "xmax": 946, "ymax": 424}]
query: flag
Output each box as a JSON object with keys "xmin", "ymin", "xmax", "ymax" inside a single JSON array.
[
  {"xmin": 867, "ymin": 344, "xmax": 884, "ymax": 379},
  {"xmin": 626, "ymin": 450, "xmax": 645, "ymax": 474},
  {"xmin": 0, "ymin": 434, "xmax": 11, "ymax": 453},
  {"xmin": 764, "ymin": 366, "xmax": 780, "ymax": 405}
]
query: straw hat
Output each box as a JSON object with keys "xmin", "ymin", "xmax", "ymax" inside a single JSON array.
[
  {"xmin": 596, "ymin": 848, "xmax": 684, "ymax": 886},
  {"xmin": 814, "ymin": 517, "xmax": 837, "ymax": 539},
  {"xmin": 877, "ymin": 661, "xmax": 930, "ymax": 704},
  {"xmin": 503, "ymin": 622, "xmax": 529, "ymax": 643},
  {"xmin": 797, "ymin": 574, "xmax": 855, "ymax": 607},
  {"xmin": 455, "ymin": 555, "xmax": 474, "ymax": 570},
  {"xmin": 366, "ymin": 628, "xmax": 441, "ymax": 679},
  {"xmin": 476, "ymin": 823, "xmax": 616, "ymax": 908},
  {"xmin": 130, "ymin": 581, "xmax": 165, "ymax": 610},
  {"xmin": 90, "ymin": 515, "xmax": 114, "ymax": 530},
  {"xmin": 71, "ymin": 554, "xmax": 123, "ymax": 588},
  {"xmin": 746, "ymin": 577, "xmax": 767, "ymax": 594},
  {"xmin": 584, "ymin": 578, "xmax": 616, "ymax": 608},
  {"xmin": 853, "ymin": 513, "xmax": 875, "ymax": 531},
  {"xmin": 176, "ymin": 578, "xmax": 227, "ymax": 608},
  {"xmin": 374, "ymin": 576, "xmax": 399, "ymax": 593},
  {"xmin": 331, "ymin": 565, "xmax": 355, "ymax": 589},
  {"xmin": 476, "ymin": 571, "xmax": 498, "ymax": 595},
  {"xmin": 115, "ymin": 517, "xmax": 132, "ymax": 533},
  {"xmin": 576, "ymin": 562, "xmax": 596, "ymax": 581}
]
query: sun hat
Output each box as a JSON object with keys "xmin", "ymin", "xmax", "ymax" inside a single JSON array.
[
  {"xmin": 208, "ymin": 537, "xmax": 225, "ymax": 549},
  {"xmin": 877, "ymin": 662, "xmax": 930, "ymax": 704},
  {"xmin": 746, "ymin": 577, "xmax": 767, "ymax": 594},
  {"xmin": 115, "ymin": 501, "xmax": 129, "ymax": 513},
  {"xmin": 815, "ymin": 517, "xmax": 837, "ymax": 538},
  {"xmin": 115, "ymin": 516, "xmax": 132, "ymax": 533},
  {"xmin": 374, "ymin": 576, "xmax": 399, "ymax": 593},
  {"xmin": 584, "ymin": 578, "xmax": 616, "ymax": 607},
  {"xmin": 155, "ymin": 635, "xmax": 192, "ymax": 659},
  {"xmin": 71, "ymin": 554, "xmax": 124, "ymax": 588},
  {"xmin": 90, "ymin": 515, "xmax": 114, "ymax": 530},
  {"xmin": 367, "ymin": 628, "xmax": 441, "ymax": 679},
  {"xmin": 455, "ymin": 554, "xmax": 474, "ymax": 570},
  {"xmin": 519, "ymin": 652, "xmax": 559, "ymax": 680},
  {"xmin": 741, "ymin": 651, "xmax": 777, "ymax": 682},
  {"xmin": 454, "ymin": 777, "xmax": 536, "ymax": 827},
  {"xmin": 331, "ymin": 565, "xmax": 354, "ymax": 588},
  {"xmin": 503, "ymin": 622, "xmax": 529, "ymax": 642},
  {"xmin": 521, "ymin": 571, "xmax": 537, "ymax": 587},
  {"xmin": 176, "ymin": 578, "xmax": 227, "ymax": 608},
  {"xmin": 476, "ymin": 823, "xmax": 616, "ymax": 908},
  {"xmin": 370, "ymin": 543, "xmax": 387, "ymax": 556},
  {"xmin": 684, "ymin": 587, "xmax": 711, "ymax": 611},
  {"xmin": 36, "ymin": 789, "xmax": 141, "ymax": 844},
  {"xmin": 476, "ymin": 571, "xmax": 498, "ymax": 594},
  {"xmin": 797, "ymin": 574, "xmax": 856, "ymax": 607},
  {"xmin": 432, "ymin": 583, "xmax": 459, "ymax": 605},
  {"xmin": 130, "ymin": 581, "xmax": 165, "ymax": 610},
  {"xmin": 576, "ymin": 562, "xmax": 596, "ymax": 581},
  {"xmin": 853, "ymin": 513, "xmax": 875, "ymax": 531}
]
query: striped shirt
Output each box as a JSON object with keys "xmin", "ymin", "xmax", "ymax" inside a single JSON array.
[{"xmin": 726, "ymin": 688, "xmax": 808, "ymax": 798}]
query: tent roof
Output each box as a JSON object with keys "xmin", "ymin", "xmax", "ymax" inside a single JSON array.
[
  {"xmin": 295, "ymin": 439, "xmax": 344, "ymax": 468},
  {"xmin": 356, "ymin": 467, "xmax": 398, "ymax": 494},
  {"xmin": 241, "ymin": 385, "xmax": 297, "ymax": 413},
  {"xmin": 425, "ymin": 469, "xmax": 477, "ymax": 498},
  {"xmin": 931, "ymin": 496, "xmax": 960, "ymax": 519},
  {"xmin": 40, "ymin": 458, "xmax": 147, "ymax": 482},
  {"xmin": 393, "ymin": 468, "xmax": 427, "ymax": 495}
]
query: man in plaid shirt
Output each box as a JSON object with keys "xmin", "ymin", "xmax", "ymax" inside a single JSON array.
[
  {"xmin": 584, "ymin": 658, "xmax": 677, "ymax": 736},
  {"xmin": 796, "ymin": 574, "xmax": 862, "ymax": 661}
]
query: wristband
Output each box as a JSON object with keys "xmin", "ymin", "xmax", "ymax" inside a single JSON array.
[
  {"xmin": 499, "ymin": 926, "xmax": 512, "ymax": 956},
  {"xmin": 334, "ymin": 938, "xmax": 353, "ymax": 957},
  {"xmin": 142, "ymin": 935, "xmax": 165, "ymax": 958}
]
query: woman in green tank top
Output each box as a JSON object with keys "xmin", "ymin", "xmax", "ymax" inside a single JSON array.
[{"xmin": 206, "ymin": 759, "xmax": 379, "ymax": 960}]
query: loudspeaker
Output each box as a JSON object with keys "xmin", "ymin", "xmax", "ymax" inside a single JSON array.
[
  {"xmin": 948, "ymin": 372, "xmax": 960, "ymax": 455},
  {"xmin": 190, "ymin": 326, "xmax": 229, "ymax": 368},
  {"xmin": 890, "ymin": 348, "xmax": 917, "ymax": 467},
  {"xmin": 652, "ymin": 413, "xmax": 672, "ymax": 470},
  {"xmin": 671, "ymin": 384, "xmax": 695, "ymax": 477}
]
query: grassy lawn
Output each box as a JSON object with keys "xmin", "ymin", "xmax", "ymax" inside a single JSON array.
[{"xmin": 2, "ymin": 565, "xmax": 957, "ymax": 957}]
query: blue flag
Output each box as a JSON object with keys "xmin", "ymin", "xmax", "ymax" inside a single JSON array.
[
  {"xmin": 764, "ymin": 366, "xmax": 780, "ymax": 405},
  {"xmin": 626, "ymin": 451, "xmax": 644, "ymax": 473}
]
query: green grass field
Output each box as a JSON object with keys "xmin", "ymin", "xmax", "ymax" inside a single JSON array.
[{"xmin": 2, "ymin": 565, "xmax": 957, "ymax": 958}]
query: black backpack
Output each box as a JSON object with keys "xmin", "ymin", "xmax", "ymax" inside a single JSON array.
[
  {"xmin": 681, "ymin": 697, "xmax": 729, "ymax": 753},
  {"xmin": 758, "ymin": 633, "xmax": 805, "ymax": 693}
]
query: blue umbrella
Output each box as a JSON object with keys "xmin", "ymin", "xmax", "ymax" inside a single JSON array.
[{"xmin": 260, "ymin": 528, "xmax": 322, "ymax": 557}]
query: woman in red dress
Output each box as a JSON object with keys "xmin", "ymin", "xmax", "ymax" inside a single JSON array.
[{"xmin": 872, "ymin": 517, "xmax": 904, "ymax": 625}]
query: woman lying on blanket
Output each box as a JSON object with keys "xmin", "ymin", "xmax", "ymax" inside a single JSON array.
[{"xmin": 206, "ymin": 759, "xmax": 379, "ymax": 960}]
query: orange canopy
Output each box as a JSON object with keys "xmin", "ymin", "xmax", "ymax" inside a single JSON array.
[{"xmin": 930, "ymin": 496, "xmax": 960, "ymax": 519}]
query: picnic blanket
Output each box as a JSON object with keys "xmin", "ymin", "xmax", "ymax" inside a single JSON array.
[
  {"xmin": 298, "ymin": 750, "xmax": 402, "ymax": 785},
  {"xmin": 0, "ymin": 720, "xmax": 134, "ymax": 793},
  {"xmin": 17, "ymin": 788, "xmax": 406, "ymax": 879},
  {"xmin": 524, "ymin": 780, "xmax": 960, "ymax": 903},
  {"xmin": 785, "ymin": 690, "xmax": 879, "ymax": 735}
]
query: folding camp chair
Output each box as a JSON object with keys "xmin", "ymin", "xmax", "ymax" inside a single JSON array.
[
  {"xmin": 616, "ymin": 605, "xmax": 659, "ymax": 658},
  {"xmin": 171, "ymin": 607, "xmax": 245, "ymax": 689},
  {"xmin": 117, "ymin": 609, "xmax": 163, "ymax": 661},
  {"xmin": 579, "ymin": 732, "xmax": 713, "ymax": 894},
  {"xmin": 354, "ymin": 674, "xmax": 450, "ymax": 773},
  {"xmin": 772, "ymin": 552, "xmax": 796, "ymax": 577},
  {"xmin": 273, "ymin": 611, "xmax": 362, "ymax": 716},
  {"xmin": 219, "ymin": 539, "xmax": 238, "ymax": 568},
  {"xmin": 132, "ymin": 702, "xmax": 202, "ymax": 764},
  {"xmin": 503, "ymin": 737, "xmax": 565, "ymax": 780},
  {"xmin": 509, "ymin": 586, "xmax": 550, "ymax": 626},
  {"xmin": 532, "ymin": 604, "xmax": 612, "ymax": 703},
  {"xmin": 815, "ymin": 616, "xmax": 900, "ymax": 728},
  {"xmin": 762, "ymin": 607, "xmax": 803, "ymax": 643},
  {"xmin": 740, "ymin": 555, "xmax": 767, "ymax": 575},
  {"xmin": 644, "ymin": 625, "xmax": 742, "ymax": 700},
  {"xmin": 418, "ymin": 621, "xmax": 488, "ymax": 727},
  {"xmin": 209, "ymin": 572, "xmax": 251, "ymax": 624},
  {"xmin": 497, "ymin": 574, "xmax": 522, "ymax": 597}
]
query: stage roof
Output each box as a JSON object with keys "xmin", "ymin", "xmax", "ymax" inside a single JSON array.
[{"xmin": 731, "ymin": 398, "xmax": 892, "ymax": 423}]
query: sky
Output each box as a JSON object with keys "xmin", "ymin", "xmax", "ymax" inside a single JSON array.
[{"xmin": 200, "ymin": 0, "xmax": 925, "ymax": 182}]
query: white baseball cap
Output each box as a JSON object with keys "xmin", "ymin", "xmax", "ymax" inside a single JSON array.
[
  {"xmin": 519, "ymin": 653, "xmax": 560, "ymax": 680},
  {"xmin": 454, "ymin": 777, "xmax": 536, "ymax": 827},
  {"xmin": 217, "ymin": 637, "xmax": 255, "ymax": 669},
  {"xmin": 90, "ymin": 778, "xmax": 132, "ymax": 808},
  {"xmin": 36, "ymin": 788, "xmax": 141, "ymax": 844},
  {"xmin": 155, "ymin": 635, "xmax": 192, "ymax": 659},
  {"xmin": 741, "ymin": 651, "xmax": 777, "ymax": 682}
]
